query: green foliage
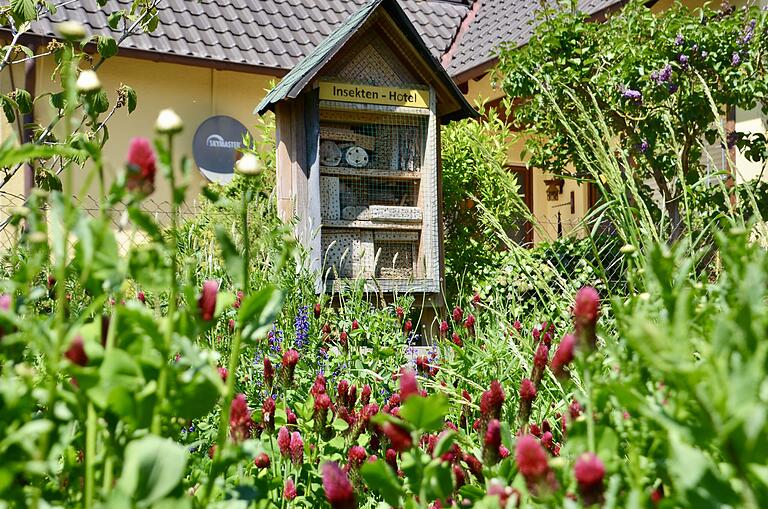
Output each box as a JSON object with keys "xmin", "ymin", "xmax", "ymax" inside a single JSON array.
[
  {"xmin": 499, "ymin": 0, "xmax": 768, "ymax": 240},
  {"xmin": 441, "ymin": 101, "xmax": 527, "ymax": 298}
]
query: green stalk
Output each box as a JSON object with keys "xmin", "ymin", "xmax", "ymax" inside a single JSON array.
[
  {"xmin": 152, "ymin": 134, "xmax": 177, "ymax": 435},
  {"xmin": 84, "ymin": 402, "xmax": 97, "ymax": 508},
  {"xmin": 203, "ymin": 185, "xmax": 251, "ymax": 503}
]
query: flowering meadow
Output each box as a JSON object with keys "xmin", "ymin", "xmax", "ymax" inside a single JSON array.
[{"xmin": 2, "ymin": 3, "xmax": 768, "ymax": 508}]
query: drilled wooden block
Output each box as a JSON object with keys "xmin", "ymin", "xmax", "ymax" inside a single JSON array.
[
  {"xmin": 368, "ymin": 205, "xmax": 422, "ymax": 222},
  {"xmin": 322, "ymin": 232, "xmax": 354, "ymax": 279},
  {"xmin": 320, "ymin": 176, "xmax": 340, "ymax": 220},
  {"xmin": 353, "ymin": 230, "xmax": 375, "ymax": 278},
  {"xmin": 341, "ymin": 206, "xmax": 369, "ymax": 221}
]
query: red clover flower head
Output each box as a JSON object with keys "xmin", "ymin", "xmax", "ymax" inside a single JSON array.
[
  {"xmin": 575, "ymin": 453, "xmax": 606, "ymax": 505},
  {"xmin": 551, "ymin": 334, "xmax": 577, "ymax": 378},
  {"xmin": 519, "ymin": 378, "xmax": 537, "ymax": 402},
  {"xmin": 278, "ymin": 426, "xmax": 291, "ymax": 457},
  {"xmin": 65, "ymin": 336, "xmax": 88, "ymax": 366},
  {"xmin": 290, "ymin": 431, "xmax": 304, "ymax": 464},
  {"xmin": 229, "ymin": 393, "xmax": 253, "ymax": 442},
  {"xmin": 198, "ymin": 280, "xmax": 218, "ymax": 321},
  {"xmin": 515, "ymin": 434, "xmax": 549, "ymax": 483},
  {"xmin": 321, "ymin": 461, "xmax": 356, "ymax": 509},
  {"xmin": 284, "ymin": 478, "xmax": 297, "ymax": 500},
  {"xmin": 399, "ymin": 368, "xmax": 419, "ymax": 401}
]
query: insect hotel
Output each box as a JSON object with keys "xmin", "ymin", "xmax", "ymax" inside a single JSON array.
[{"xmin": 256, "ymin": 0, "xmax": 476, "ymax": 302}]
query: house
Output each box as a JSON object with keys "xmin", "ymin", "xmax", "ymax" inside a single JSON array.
[{"xmin": 0, "ymin": 0, "xmax": 755, "ymax": 245}]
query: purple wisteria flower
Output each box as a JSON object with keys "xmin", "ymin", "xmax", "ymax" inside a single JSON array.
[
  {"xmin": 674, "ymin": 33, "xmax": 684, "ymax": 46},
  {"xmin": 651, "ymin": 64, "xmax": 672, "ymax": 84},
  {"xmin": 621, "ymin": 88, "xmax": 642, "ymax": 102},
  {"xmin": 732, "ymin": 52, "xmax": 742, "ymax": 66},
  {"xmin": 740, "ymin": 20, "xmax": 756, "ymax": 45},
  {"xmin": 678, "ymin": 54, "xmax": 689, "ymax": 68}
]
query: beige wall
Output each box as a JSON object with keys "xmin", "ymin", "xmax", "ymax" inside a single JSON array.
[{"xmin": 31, "ymin": 55, "xmax": 275, "ymax": 210}]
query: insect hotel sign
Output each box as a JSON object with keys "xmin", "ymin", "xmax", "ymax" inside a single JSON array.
[{"xmin": 256, "ymin": 0, "xmax": 476, "ymax": 299}]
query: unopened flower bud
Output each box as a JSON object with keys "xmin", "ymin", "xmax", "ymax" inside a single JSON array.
[{"xmin": 155, "ymin": 108, "xmax": 183, "ymax": 134}]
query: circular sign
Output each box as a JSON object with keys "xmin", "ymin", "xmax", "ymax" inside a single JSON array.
[{"xmin": 193, "ymin": 116, "xmax": 250, "ymax": 184}]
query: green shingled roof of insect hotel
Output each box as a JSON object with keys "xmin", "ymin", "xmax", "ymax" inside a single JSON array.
[{"xmin": 255, "ymin": 0, "xmax": 384, "ymax": 115}]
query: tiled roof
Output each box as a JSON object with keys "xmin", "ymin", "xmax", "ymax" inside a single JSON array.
[
  {"xmin": 28, "ymin": 0, "xmax": 470, "ymax": 72},
  {"xmin": 24, "ymin": 0, "xmax": 624, "ymax": 79},
  {"xmin": 445, "ymin": 0, "xmax": 624, "ymax": 77}
]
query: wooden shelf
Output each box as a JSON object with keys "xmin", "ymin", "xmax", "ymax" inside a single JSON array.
[
  {"xmin": 322, "ymin": 219, "xmax": 422, "ymax": 230},
  {"xmin": 320, "ymin": 166, "xmax": 421, "ymax": 180}
]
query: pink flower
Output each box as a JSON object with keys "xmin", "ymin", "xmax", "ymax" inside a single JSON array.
[
  {"xmin": 464, "ymin": 313, "xmax": 475, "ymax": 330},
  {"xmin": 136, "ymin": 291, "xmax": 145, "ymax": 304},
  {"xmin": 321, "ymin": 462, "xmax": 356, "ymax": 509},
  {"xmin": 262, "ymin": 396, "xmax": 276, "ymax": 432},
  {"xmin": 125, "ymin": 137, "xmax": 157, "ymax": 194},
  {"xmin": 198, "ymin": 280, "xmax": 218, "ymax": 321},
  {"xmin": 574, "ymin": 287, "xmax": 600, "ymax": 323},
  {"xmin": 399, "ymin": 368, "xmax": 419, "ymax": 401},
  {"xmin": 439, "ymin": 320, "xmax": 449, "ymax": 335},
  {"xmin": 452, "ymin": 306, "xmax": 463, "ymax": 322},
  {"xmin": 65, "ymin": 336, "xmax": 88, "ymax": 366},
  {"xmin": 483, "ymin": 419, "xmax": 502, "ymax": 464},
  {"xmin": 480, "ymin": 380, "xmax": 505, "ymax": 421},
  {"xmin": 286, "ymin": 407, "xmax": 297, "ymax": 425},
  {"xmin": 278, "ymin": 426, "xmax": 291, "ymax": 457},
  {"xmin": 263, "ymin": 357, "xmax": 274, "ymax": 388},
  {"xmin": 463, "ymin": 453, "xmax": 484, "ymax": 482},
  {"xmin": 284, "ymin": 478, "xmax": 297, "ymax": 500},
  {"xmin": 515, "ymin": 434, "xmax": 549, "ymax": 482},
  {"xmin": 404, "ymin": 320, "xmax": 413, "ymax": 333},
  {"xmin": 385, "ymin": 448, "xmax": 398, "ymax": 471},
  {"xmin": 541, "ymin": 431, "xmax": 554, "ymax": 452},
  {"xmin": 472, "ymin": 292, "xmax": 481, "ymax": 305},
  {"xmin": 254, "ymin": 452, "xmax": 270, "ymax": 468},
  {"xmin": 217, "ymin": 366, "xmax": 228, "ymax": 382},
  {"xmin": 228, "ymin": 318, "xmax": 235, "ymax": 333},
  {"xmin": 499, "ymin": 445, "xmax": 510, "ymax": 458},
  {"xmin": 396, "ymin": 306, "xmax": 404, "ymax": 320},
  {"xmin": 282, "ymin": 349, "xmax": 299, "ymax": 385},
  {"xmin": 229, "ymin": 393, "xmax": 253, "ymax": 442},
  {"xmin": 534, "ymin": 343, "xmax": 549, "ymax": 371},
  {"xmin": 311, "ymin": 373, "xmax": 326, "ymax": 396},
  {"xmin": 513, "ymin": 320, "xmax": 522, "ymax": 332},
  {"xmin": 519, "ymin": 378, "xmax": 537, "ymax": 402},
  {"xmin": 351, "ymin": 319, "xmax": 359, "ymax": 331},
  {"xmin": 551, "ymin": 334, "xmax": 576, "ymax": 378},
  {"xmin": 360, "ymin": 384, "xmax": 371, "ymax": 405},
  {"xmin": 382, "ymin": 422, "xmax": 412, "ymax": 452},
  {"xmin": 290, "ymin": 431, "xmax": 304, "ymax": 464},
  {"xmin": 347, "ymin": 445, "xmax": 367, "ymax": 469},
  {"xmin": 574, "ymin": 453, "xmax": 606, "ymax": 505}
]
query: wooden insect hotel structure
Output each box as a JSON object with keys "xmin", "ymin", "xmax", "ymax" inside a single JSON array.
[{"xmin": 256, "ymin": 0, "xmax": 476, "ymax": 302}]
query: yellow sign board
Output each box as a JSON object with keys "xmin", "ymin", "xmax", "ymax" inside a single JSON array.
[{"xmin": 319, "ymin": 82, "xmax": 429, "ymax": 109}]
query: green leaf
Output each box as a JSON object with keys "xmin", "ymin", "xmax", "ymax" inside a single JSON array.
[
  {"xmin": 1, "ymin": 97, "xmax": 16, "ymax": 124},
  {"xmin": 117, "ymin": 435, "xmax": 187, "ymax": 506},
  {"xmin": 432, "ymin": 430, "xmax": 456, "ymax": 458},
  {"xmin": 123, "ymin": 85, "xmax": 137, "ymax": 113},
  {"xmin": 10, "ymin": 0, "xmax": 36, "ymax": 23},
  {"xmin": 107, "ymin": 11, "xmax": 125, "ymax": 30},
  {"xmin": 399, "ymin": 394, "xmax": 449, "ymax": 432},
  {"xmin": 360, "ymin": 460, "xmax": 403, "ymax": 507},
  {"xmin": 239, "ymin": 286, "xmax": 284, "ymax": 342},
  {"xmin": 96, "ymin": 35, "xmax": 118, "ymax": 58},
  {"xmin": 423, "ymin": 460, "xmax": 454, "ymax": 501},
  {"xmin": 13, "ymin": 89, "xmax": 32, "ymax": 114}
]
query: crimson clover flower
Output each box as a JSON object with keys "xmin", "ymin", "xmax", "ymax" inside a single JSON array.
[
  {"xmin": 480, "ymin": 380, "xmax": 505, "ymax": 422},
  {"xmin": 278, "ymin": 426, "xmax": 291, "ymax": 457},
  {"xmin": 452, "ymin": 306, "xmax": 463, "ymax": 322},
  {"xmin": 382, "ymin": 422, "xmax": 412, "ymax": 452},
  {"xmin": 575, "ymin": 453, "xmax": 606, "ymax": 506},
  {"xmin": 321, "ymin": 462, "xmax": 356, "ymax": 509},
  {"xmin": 483, "ymin": 419, "xmax": 502, "ymax": 465},
  {"xmin": 125, "ymin": 137, "xmax": 157, "ymax": 194},
  {"xmin": 551, "ymin": 334, "xmax": 576, "ymax": 378},
  {"xmin": 515, "ymin": 434, "xmax": 550, "ymax": 486},
  {"xmin": 282, "ymin": 349, "xmax": 299, "ymax": 385},
  {"xmin": 347, "ymin": 445, "xmax": 367, "ymax": 470},
  {"xmin": 263, "ymin": 357, "xmax": 274, "ymax": 389},
  {"xmin": 519, "ymin": 378, "xmax": 537, "ymax": 402},
  {"xmin": 290, "ymin": 431, "xmax": 304, "ymax": 464},
  {"xmin": 284, "ymin": 478, "xmax": 297, "ymax": 500},
  {"xmin": 254, "ymin": 453, "xmax": 270, "ymax": 469},
  {"xmin": 399, "ymin": 368, "xmax": 419, "ymax": 401},
  {"xmin": 64, "ymin": 336, "xmax": 88, "ymax": 366},
  {"xmin": 229, "ymin": 393, "xmax": 253, "ymax": 442},
  {"xmin": 198, "ymin": 280, "xmax": 218, "ymax": 321}
]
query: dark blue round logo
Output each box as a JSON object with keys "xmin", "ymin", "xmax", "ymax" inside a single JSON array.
[{"xmin": 193, "ymin": 116, "xmax": 250, "ymax": 184}]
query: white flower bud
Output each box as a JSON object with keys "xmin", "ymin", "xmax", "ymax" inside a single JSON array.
[
  {"xmin": 155, "ymin": 108, "xmax": 183, "ymax": 134},
  {"xmin": 235, "ymin": 153, "xmax": 263, "ymax": 176},
  {"xmin": 57, "ymin": 21, "xmax": 86, "ymax": 41},
  {"xmin": 76, "ymin": 70, "xmax": 101, "ymax": 93},
  {"xmin": 619, "ymin": 244, "xmax": 636, "ymax": 254}
]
